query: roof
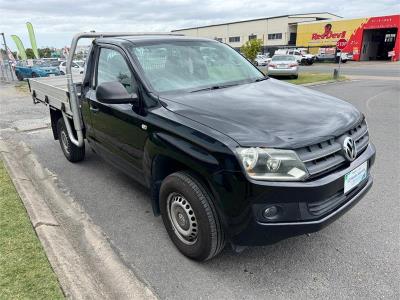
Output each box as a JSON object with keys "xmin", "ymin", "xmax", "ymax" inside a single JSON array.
[
  {"xmin": 96, "ymin": 35, "xmax": 214, "ymax": 45},
  {"xmin": 297, "ymin": 13, "xmax": 399, "ymax": 25},
  {"xmin": 172, "ymin": 12, "xmax": 342, "ymax": 32}
]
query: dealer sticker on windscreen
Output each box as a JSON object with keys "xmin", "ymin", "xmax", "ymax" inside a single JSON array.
[{"xmin": 344, "ymin": 161, "xmax": 368, "ymax": 194}]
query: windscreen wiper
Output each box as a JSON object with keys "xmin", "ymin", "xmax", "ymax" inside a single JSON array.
[
  {"xmin": 190, "ymin": 83, "xmax": 239, "ymax": 93},
  {"xmin": 254, "ymin": 76, "xmax": 269, "ymax": 82}
]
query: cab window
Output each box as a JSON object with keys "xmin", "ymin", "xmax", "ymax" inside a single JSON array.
[{"xmin": 96, "ymin": 48, "xmax": 136, "ymax": 94}]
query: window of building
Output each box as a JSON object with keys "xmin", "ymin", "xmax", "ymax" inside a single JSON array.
[
  {"xmin": 385, "ymin": 33, "xmax": 395, "ymax": 42},
  {"xmin": 289, "ymin": 32, "xmax": 297, "ymax": 45},
  {"xmin": 229, "ymin": 36, "xmax": 240, "ymax": 43},
  {"xmin": 248, "ymin": 34, "xmax": 257, "ymax": 41},
  {"xmin": 215, "ymin": 37, "xmax": 223, "ymax": 42},
  {"xmin": 268, "ymin": 33, "xmax": 282, "ymax": 40}
]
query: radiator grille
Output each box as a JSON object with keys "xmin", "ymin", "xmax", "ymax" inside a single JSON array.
[{"xmin": 296, "ymin": 119, "xmax": 369, "ymax": 178}]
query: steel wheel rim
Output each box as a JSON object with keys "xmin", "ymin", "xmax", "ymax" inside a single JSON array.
[
  {"xmin": 60, "ymin": 130, "xmax": 70, "ymax": 154},
  {"xmin": 167, "ymin": 192, "xmax": 198, "ymax": 245}
]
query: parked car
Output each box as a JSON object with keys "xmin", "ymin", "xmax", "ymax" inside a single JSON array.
[
  {"xmin": 15, "ymin": 61, "xmax": 61, "ymax": 81},
  {"xmin": 59, "ymin": 61, "xmax": 84, "ymax": 75},
  {"xmin": 74, "ymin": 60, "xmax": 86, "ymax": 67},
  {"xmin": 267, "ymin": 55, "xmax": 299, "ymax": 78},
  {"xmin": 29, "ymin": 33, "xmax": 375, "ymax": 261},
  {"xmin": 275, "ymin": 49, "xmax": 314, "ymax": 65},
  {"xmin": 296, "ymin": 48, "xmax": 316, "ymax": 65},
  {"xmin": 315, "ymin": 48, "xmax": 350, "ymax": 63},
  {"xmin": 254, "ymin": 54, "xmax": 271, "ymax": 66}
]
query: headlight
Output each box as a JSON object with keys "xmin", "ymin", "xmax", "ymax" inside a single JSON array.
[{"xmin": 236, "ymin": 147, "xmax": 309, "ymax": 181}]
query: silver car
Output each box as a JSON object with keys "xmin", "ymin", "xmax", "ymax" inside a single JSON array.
[{"xmin": 267, "ymin": 55, "xmax": 299, "ymax": 78}]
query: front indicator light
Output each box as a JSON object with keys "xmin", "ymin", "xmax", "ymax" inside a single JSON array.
[{"xmin": 237, "ymin": 147, "xmax": 309, "ymax": 181}]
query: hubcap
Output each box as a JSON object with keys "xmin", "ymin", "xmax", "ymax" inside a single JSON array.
[
  {"xmin": 60, "ymin": 130, "xmax": 70, "ymax": 154},
  {"xmin": 167, "ymin": 193, "xmax": 198, "ymax": 245}
]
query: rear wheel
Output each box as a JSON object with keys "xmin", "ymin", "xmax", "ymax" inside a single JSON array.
[
  {"xmin": 57, "ymin": 118, "xmax": 85, "ymax": 162},
  {"xmin": 160, "ymin": 171, "xmax": 226, "ymax": 261}
]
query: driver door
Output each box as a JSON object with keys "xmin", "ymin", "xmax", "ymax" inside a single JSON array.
[{"xmin": 86, "ymin": 46, "xmax": 148, "ymax": 181}]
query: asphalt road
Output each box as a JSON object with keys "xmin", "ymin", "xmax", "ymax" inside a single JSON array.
[
  {"xmin": 299, "ymin": 61, "xmax": 400, "ymax": 77},
  {"xmin": 1, "ymin": 68, "xmax": 399, "ymax": 299}
]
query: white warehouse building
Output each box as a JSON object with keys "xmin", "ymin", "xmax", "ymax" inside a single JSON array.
[{"xmin": 172, "ymin": 12, "xmax": 341, "ymax": 53}]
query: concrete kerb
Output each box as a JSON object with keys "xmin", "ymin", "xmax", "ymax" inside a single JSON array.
[{"xmin": 0, "ymin": 138, "xmax": 157, "ymax": 300}]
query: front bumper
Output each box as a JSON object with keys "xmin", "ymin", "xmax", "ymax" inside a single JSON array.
[{"xmin": 213, "ymin": 143, "xmax": 376, "ymax": 246}]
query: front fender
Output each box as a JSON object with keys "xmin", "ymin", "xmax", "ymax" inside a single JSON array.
[
  {"xmin": 143, "ymin": 129, "xmax": 234, "ymax": 218},
  {"xmin": 144, "ymin": 131, "xmax": 222, "ymax": 185}
]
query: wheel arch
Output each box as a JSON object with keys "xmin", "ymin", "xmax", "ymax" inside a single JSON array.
[{"xmin": 145, "ymin": 132, "xmax": 224, "ymax": 218}]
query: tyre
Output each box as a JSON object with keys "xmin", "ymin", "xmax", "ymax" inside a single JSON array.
[
  {"xmin": 60, "ymin": 70, "xmax": 65, "ymax": 75},
  {"xmin": 31, "ymin": 72, "xmax": 38, "ymax": 78},
  {"xmin": 56, "ymin": 118, "xmax": 85, "ymax": 162},
  {"xmin": 15, "ymin": 72, "xmax": 23, "ymax": 81},
  {"xmin": 293, "ymin": 74, "xmax": 298, "ymax": 79},
  {"xmin": 160, "ymin": 171, "xmax": 226, "ymax": 261}
]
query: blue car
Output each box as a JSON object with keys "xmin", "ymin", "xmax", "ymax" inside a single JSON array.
[{"xmin": 15, "ymin": 61, "xmax": 61, "ymax": 81}]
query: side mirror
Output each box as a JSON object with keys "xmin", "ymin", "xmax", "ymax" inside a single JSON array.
[{"xmin": 96, "ymin": 81, "xmax": 138, "ymax": 104}]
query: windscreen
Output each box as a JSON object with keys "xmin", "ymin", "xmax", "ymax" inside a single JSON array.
[
  {"xmin": 128, "ymin": 40, "xmax": 264, "ymax": 93},
  {"xmin": 34, "ymin": 61, "xmax": 52, "ymax": 67},
  {"xmin": 272, "ymin": 55, "xmax": 295, "ymax": 62}
]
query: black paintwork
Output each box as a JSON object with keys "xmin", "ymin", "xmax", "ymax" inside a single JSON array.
[
  {"xmin": 160, "ymin": 78, "xmax": 361, "ymax": 148},
  {"xmin": 69, "ymin": 36, "xmax": 375, "ymax": 246}
]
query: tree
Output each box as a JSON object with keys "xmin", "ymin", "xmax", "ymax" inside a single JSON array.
[
  {"xmin": 240, "ymin": 39, "xmax": 263, "ymax": 63},
  {"xmin": 38, "ymin": 48, "xmax": 52, "ymax": 58},
  {"xmin": 25, "ymin": 48, "xmax": 35, "ymax": 59}
]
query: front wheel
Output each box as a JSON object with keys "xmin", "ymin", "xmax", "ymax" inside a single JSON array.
[
  {"xmin": 160, "ymin": 172, "xmax": 226, "ymax": 261},
  {"xmin": 16, "ymin": 72, "xmax": 23, "ymax": 81},
  {"xmin": 57, "ymin": 118, "xmax": 85, "ymax": 162}
]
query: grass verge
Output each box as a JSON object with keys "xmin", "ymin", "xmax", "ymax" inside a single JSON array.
[
  {"xmin": 14, "ymin": 81, "xmax": 29, "ymax": 93},
  {"xmin": 283, "ymin": 72, "xmax": 346, "ymax": 85},
  {"xmin": 0, "ymin": 161, "xmax": 64, "ymax": 299}
]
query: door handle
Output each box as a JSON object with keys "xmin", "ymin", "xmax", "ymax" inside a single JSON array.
[{"xmin": 90, "ymin": 106, "xmax": 99, "ymax": 113}]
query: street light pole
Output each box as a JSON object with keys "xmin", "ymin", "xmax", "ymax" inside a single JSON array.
[{"xmin": 0, "ymin": 32, "xmax": 15, "ymax": 80}]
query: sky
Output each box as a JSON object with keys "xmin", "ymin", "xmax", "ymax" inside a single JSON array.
[{"xmin": 1, "ymin": 0, "xmax": 399, "ymax": 50}]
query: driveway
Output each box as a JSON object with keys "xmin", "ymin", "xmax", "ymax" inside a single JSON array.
[{"xmin": 0, "ymin": 71, "xmax": 399, "ymax": 299}]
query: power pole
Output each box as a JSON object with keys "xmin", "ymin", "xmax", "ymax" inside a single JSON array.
[{"xmin": 0, "ymin": 32, "xmax": 15, "ymax": 80}]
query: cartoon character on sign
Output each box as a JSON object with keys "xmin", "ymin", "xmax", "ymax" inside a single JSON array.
[
  {"xmin": 324, "ymin": 24, "xmax": 332, "ymax": 36},
  {"xmin": 312, "ymin": 24, "xmax": 346, "ymax": 40}
]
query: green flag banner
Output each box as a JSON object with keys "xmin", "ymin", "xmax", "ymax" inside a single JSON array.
[
  {"xmin": 11, "ymin": 35, "xmax": 27, "ymax": 60},
  {"xmin": 26, "ymin": 22, "xmax": 39, "ymax": 59}
]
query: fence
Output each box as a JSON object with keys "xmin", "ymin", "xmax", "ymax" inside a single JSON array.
[{"xmin": 0, "ymin": 51, "xmax": 16, "ymax": 82}]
